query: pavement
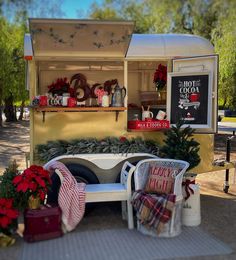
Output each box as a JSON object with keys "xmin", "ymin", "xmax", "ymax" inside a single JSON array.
[{"xmin": 0, "ymin": 120, "xmax": 236, "ymax": 259}]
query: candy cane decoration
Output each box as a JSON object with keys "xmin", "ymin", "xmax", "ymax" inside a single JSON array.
[{"xmin": 95, "ymin": 88, "xmax": 105, "ymax": 106}]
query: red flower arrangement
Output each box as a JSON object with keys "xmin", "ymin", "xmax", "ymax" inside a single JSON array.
[
  {"xmin": 119, "ymin": 136, "xmax": 127, "ymax": 142},
  {"xmin": 13, "ymin": 165, "xmax": 52, "ymax": 203},
  {"xmin": 0, "ymin": 198, "xmax": 19, "ymax": 233},
  {"xmin": 48, "ymin": 77, "xmax": 75, "ymax": 97},
  {"xmin": 153, "ymin": 64, "xmax": 167, "ymax": 91}
]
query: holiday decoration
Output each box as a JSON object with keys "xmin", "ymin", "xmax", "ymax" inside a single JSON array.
[
  {"xmin": 13, "ymin": 165, "xmax": 52, "ymax": 205},
  {"xmin": 48, "ymin": 77, "xmax": 74, "ymax": 96},
  {"xmin": 36, "ymin": 137, "xmax": 160, "ymax": 162},
  {"xmin": 153, "ymin": 64, "xmax": 167, "ymax": 92},
  {"xmin": 160, "ymin": 121, "xmax": 201, "ymax": 170}
]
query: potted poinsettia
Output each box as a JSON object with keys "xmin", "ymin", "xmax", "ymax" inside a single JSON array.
[
  {"xmin": 0, "ymin": 161, "xmax": 20, "ymax": 246},
  {"xmin": 153, "ymin": 64, "xmax": 167, "ymax": 92},
  {"xmin": 13, "ymin": 165, "xmax": 52, "ymax": 209},
  {"xmin": 0, "ymin": 198, "xmax": 19, "ymax": 234}
]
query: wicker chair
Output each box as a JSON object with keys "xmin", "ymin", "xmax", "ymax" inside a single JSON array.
[{"xmin": 133, "ymin": 158, "xmax": 189, "ymax": 237}]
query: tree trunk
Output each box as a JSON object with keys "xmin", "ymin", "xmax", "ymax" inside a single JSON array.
[
  {"xmin": 222, "ymin": 96, "xmax": 227, "ymax": 109},
  {"xmin": 4, "ymin": 93, "xmax": 17, "ymax": 122},
  {"xmin": 0, "ymin": 106, "xmax": 2, "ymax": 127},
  {"xmin": 18, "ymin": 100, "xmax": 25, "ymax": 120}
]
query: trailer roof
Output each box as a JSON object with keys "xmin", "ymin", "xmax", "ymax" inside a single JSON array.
[
  {"xmin": 126, "ymin": 34, "xmax": 214, "ymax": 59},
  {"xmin": 28, "ymin": 18, "xmax": 135, "ymax": 59},
  {"xmin": 26, "ymin": 19, "xmax": 214, "ymax": 60}
]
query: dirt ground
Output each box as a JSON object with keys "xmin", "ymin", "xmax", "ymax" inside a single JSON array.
[{"xmin": 0, "ymin": 120, "xmax": 236, "ymax": 259}]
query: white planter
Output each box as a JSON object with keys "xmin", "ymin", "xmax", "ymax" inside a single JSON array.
[{"xmin": 182, "ymin": 174, "xmax": 201, "ymax": 226}]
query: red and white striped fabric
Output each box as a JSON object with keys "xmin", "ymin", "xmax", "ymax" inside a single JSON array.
[{"xmin": 45, "ymin": 161, "xmax": 86, "ymax": 232}]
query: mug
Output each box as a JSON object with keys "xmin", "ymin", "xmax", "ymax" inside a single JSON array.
[
  {"xmin": 68, "ymin": 97, "xmax": 77, "ymax": 107},
  {"xmin": 156, "ymin": 110, "xmax": 166, "ymax": 120},
  {"xmin": 190, "ymin": 93, "xmax": 200, "ymax": 102},
  {"xmin": 39, "ymin": 96, "xmax": 47, "ymax": 106},
  {"xmin": 142, "ymin": 111, "xmax": 153, "ymax": 121}
]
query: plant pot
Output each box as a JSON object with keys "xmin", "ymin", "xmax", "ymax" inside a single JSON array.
[
  {"xmin": 28, "ymin": 195, "xmax": 41, "ymax": 210},
  {"xmin": 0, "ymin": 233, "xmax": 15, "ymax": 247}
]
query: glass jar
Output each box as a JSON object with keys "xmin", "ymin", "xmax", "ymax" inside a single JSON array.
[
  {"xmin": 133, "ymin": 114, "xmax": 139, "ymax": 121},
  {"xmin": 62, "ymin": 93, "xmax": 70, "ymax": 106}
]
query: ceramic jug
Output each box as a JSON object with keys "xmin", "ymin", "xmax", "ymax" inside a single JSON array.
[{"xmin": 111, "ymin": 84, "xmax": 126, "ymax": 107}]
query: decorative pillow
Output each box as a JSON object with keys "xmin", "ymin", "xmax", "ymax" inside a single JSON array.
[{"xmin": 145, "ymin": 166, "xmax": 179, "ymax": 194}]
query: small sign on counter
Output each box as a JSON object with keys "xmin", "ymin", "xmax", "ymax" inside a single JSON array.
[{"xmin": 128, "ymin": 119, "xmax": 170, "ymax": 131}]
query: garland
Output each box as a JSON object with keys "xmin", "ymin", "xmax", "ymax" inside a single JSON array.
[{"xmin": 36, "ymin": 137, "xmax": 159, "ymax": 162}]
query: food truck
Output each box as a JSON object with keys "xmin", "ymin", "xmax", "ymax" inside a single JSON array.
[{"xmin": 24, "ymin": 18, "xmax": 219, "ymax": 184}]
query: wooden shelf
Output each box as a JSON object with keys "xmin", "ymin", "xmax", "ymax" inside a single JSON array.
[
  {"xmin": 33, "ymin": 106, "xmax": 126, "ymax": 122},
  {"xmin": 34, "ymin": 106, "xmax": 126, "ymax": 112}
]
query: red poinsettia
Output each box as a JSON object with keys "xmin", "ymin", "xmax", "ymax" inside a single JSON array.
[
  {"xmin": 153, "ymin": 64, "xmax": 167, "ymax": 91},
  {"xmin": 48, "ymin": 77, "xmax": 75, "ymax": 96},
  {"xmin": 0, "ymin": 198, "xmax": 19, "ymax": 230},
  {"xmin": 13, "ymin": 165, "xmax": 52, "ymax": 202},
  {"xmin": 119, "ymin": 136, "xmax": 127, "ymax": 142}
]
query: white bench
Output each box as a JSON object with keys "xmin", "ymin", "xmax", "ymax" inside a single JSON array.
[{"xmin": 55, "ymin": 161, "xmax": 136, "ymax": 229}]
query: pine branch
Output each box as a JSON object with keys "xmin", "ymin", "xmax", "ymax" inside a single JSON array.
[{"xmin": 36, "ymin": 137, "xmax": 160, "ymax": 162}]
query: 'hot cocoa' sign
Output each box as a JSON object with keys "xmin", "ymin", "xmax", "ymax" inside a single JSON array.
[{"xmin": 169, "ymin": 72, "xmax": 211, "ymax": 126}]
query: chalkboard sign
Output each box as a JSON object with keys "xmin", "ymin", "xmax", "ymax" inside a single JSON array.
[{"xmin": 167, "ymin": 71, "xmax": 212, "ymax": 129}]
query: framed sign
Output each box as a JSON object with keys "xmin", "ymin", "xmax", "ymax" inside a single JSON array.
[{"xmin": 167, "ymin": 71, "xmax": 212, "ymax": 131}]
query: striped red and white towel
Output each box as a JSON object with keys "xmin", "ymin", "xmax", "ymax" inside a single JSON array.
[{"xmin": 45, "ymin": 161, "xmax": 86, "ymax": 232}]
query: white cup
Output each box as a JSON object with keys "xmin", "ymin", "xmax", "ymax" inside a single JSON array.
[
  {"xmin": 156, "ymin": 110, "xmax": 166, "ymax": 120},
  {"xmin": 142, "ymin": 111, "xmax": 153, "ymax": 121}
]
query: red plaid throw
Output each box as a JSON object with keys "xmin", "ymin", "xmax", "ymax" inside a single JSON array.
[
  {"xmin": 45, "ymin": 161, "xmax": 86, "ymax": 232},
  {"xmin": 131, "ymin": 190, "xmax": 176, "ymax": 234}
]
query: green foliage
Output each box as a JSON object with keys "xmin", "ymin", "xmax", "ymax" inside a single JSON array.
[
  {"xmin": 36, "ymin": 137, "xmax": 160, "ymax": 162},
  {"xmin": 0, "ymin": 160, "xmax": 27, "ymax": 210},
  {"xmin": 89, "ymin": 0, "xmax": 236, "ymax": 108},
  {"xmin": 160, "ymin": 121, "xmax": 201, "ymax": 170},
  {"xmin": 0, "ymin": 15, "xmax": 28, "ymax": 114},
  {"xmin": 212, "ymin": 1, "xmax": 236, "ymax": 109}
]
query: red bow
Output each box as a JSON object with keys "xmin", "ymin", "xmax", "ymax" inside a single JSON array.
[{"xmin": 182, "ymin": 179, "xmax": 195, "ymax": 200}]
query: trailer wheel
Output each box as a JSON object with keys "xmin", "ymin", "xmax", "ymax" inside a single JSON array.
[
  {"xmin": 64, "ymin": 163, "xmax": 99, "ymax": 184},
  {"xmin": 64, "ymin": 163, "xmax": 99, "ymax": 214}
]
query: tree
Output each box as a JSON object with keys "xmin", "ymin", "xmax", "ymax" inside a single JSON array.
[
  {"xmin": 0, "ymin": 17, "xmax": 16, "ymax": 123},
  {"xmin": 212, "ymin": 1, "xmax": 236, "ymax": 109},
  {"xmin": 0, "ymin": 0, "xmax": 65, "ymax": 125},
  {"xmin": 160, "ymin": 121, "xmax": 201, "ymax": 170},
  {"xmin": 0, "ymin": 15, "xmax": 28, "ymax": 122},
  {"xmin": 89, "ymin": 0, "xmax": 236, "ymax": 108}
]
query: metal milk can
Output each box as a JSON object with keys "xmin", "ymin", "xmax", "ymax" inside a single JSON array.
[{"xmin": 111, "ymin": 84, "xmax": 126, "ymax": 107}]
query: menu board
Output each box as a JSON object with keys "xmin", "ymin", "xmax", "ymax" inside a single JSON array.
[{"xmin": 168, "ymin": 72, "xmax": 212, "ymax": 127}]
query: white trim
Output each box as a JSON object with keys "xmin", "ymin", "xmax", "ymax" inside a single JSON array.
[{"xmin": 43, "ymin": 153, "xmax": 157, "ymax": 170}]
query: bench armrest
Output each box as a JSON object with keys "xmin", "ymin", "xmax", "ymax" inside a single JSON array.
[{"xmin": 120, "ymin": 161, "xmax": 136, "ymax": 194}]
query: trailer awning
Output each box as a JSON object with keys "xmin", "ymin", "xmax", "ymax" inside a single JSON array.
[
  {"xmin": 126, "ymin": 34, "xmax": 214, "ymax": 59},
  {"xmin": 29, "ymin": 19, "xmax": 134, "ymax": 60}
]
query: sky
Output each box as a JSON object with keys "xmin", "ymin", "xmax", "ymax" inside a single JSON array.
[{"xmin": 62, "ymin": 0, "xmax": 103, "ymax": 18}]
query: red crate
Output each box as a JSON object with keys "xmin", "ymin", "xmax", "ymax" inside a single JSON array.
[{"xmin": 128, "ymin": 120, "xmax": 170, "ymax": 131}]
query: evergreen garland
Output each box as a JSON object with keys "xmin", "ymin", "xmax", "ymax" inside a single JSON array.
[
  {"xmin": 36, "ymin": 137, "xmax": 159, "ymax": 162},
  {"xmin": 160, "ymin": 121, "xmax": 201, "ymax": 170}
]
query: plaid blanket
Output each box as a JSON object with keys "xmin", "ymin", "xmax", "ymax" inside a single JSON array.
[
  {"xmin": 45, "ymin": 161, "xmax": 86, "ymax": 232},
  {"xmin": 131, "ymin": 190, "xmax": 176, "ymax": 234}
]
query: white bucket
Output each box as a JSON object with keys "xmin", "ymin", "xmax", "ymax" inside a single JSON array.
[{"xmin": 182, "ymin": 175, "xmax": 201, "ymax": 226}]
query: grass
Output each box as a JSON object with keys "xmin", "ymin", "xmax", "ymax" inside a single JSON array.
[{"xmin": 221, "ymin": 117, "xmax": 236, "ymax": 122}]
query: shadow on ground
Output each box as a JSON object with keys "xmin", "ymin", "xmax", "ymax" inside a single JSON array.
[{"xmin": 0, "ymin": 121, "xmax": 29, "ymax": 172}]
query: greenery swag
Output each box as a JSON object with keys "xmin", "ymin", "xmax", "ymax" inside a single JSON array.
[{"xmin": 36, "ymin": 137, "xmax": 160, "ymax": 162}]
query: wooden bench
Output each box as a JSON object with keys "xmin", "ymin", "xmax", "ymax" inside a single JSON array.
[{"xmin": 55, "ymin": 161, "xmax": 136, "ymax": 229}]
